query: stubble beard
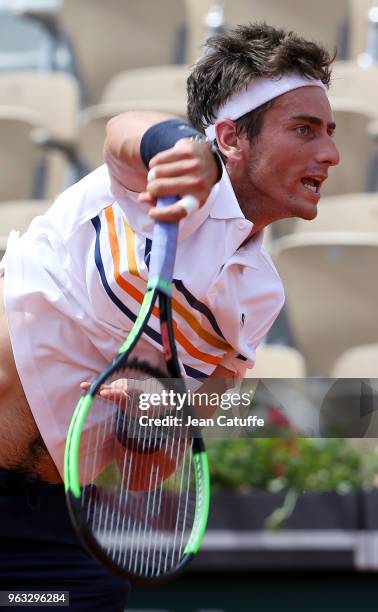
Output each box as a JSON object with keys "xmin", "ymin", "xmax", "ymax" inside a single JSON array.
[{"xmin": 233, "ymin": 156, "xmax": 285, "ymax": 230}]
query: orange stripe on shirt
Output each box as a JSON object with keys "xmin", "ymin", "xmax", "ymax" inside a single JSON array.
[
  {"xmin": 121, "ymin": 215, "xmax": 230, "ymax": 352},
  {"xmin": 172, "ymin": 321, "xmax": 221, "ymax": 365},
  {"xmin": 104, "ymin": 206, "xmax": 222, "ymax": 366}
]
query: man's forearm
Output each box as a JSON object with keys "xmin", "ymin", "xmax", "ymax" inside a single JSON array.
[{"xmin": 194, "ymin": 364, "xmax": 240, "ymax": 419}]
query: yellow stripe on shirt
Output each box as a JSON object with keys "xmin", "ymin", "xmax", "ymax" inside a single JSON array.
[{"xmin": 104, "ymin": 205, "xmax": 230, "ymax": 365}]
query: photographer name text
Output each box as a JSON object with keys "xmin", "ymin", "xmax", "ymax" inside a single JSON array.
[{"xmin": 139, "ymin": 414, "xmax": 264, "ymax": 428}]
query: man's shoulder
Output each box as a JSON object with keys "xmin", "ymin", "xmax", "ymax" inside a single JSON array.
[{"xmin": 43, "ymin": 165, "xmax": 114, "ymax": 239}]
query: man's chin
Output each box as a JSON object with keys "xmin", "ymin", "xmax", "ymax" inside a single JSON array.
[{"xmin": 298, "ymin": 200, "xmax": 319, "ymax": 221}]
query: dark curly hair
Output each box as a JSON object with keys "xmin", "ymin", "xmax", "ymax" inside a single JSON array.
[{"xmin": 187, "ymin": 23, "xmax": 335, "ymax": 140}]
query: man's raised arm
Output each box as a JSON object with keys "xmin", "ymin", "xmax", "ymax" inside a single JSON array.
[{"xmin": 104, "ymin": 111, "xmax": 221, "ymax": 222}]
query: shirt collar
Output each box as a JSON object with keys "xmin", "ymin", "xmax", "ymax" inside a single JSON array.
[{"xmin": 208, "ymin": 164, "xmax": 266, "ymax": 266}]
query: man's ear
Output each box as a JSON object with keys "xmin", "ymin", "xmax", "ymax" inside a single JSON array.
[{"xmin": 215, "ymin": 119, "xmax": 244, "ymax": 162}]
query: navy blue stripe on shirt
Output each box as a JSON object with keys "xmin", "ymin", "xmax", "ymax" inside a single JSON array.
[
  {"xmin": 91, "ymin": 215, "xmax": 209, "ymax": 379},
  {"xmin": 144, "ymin": 237, "xmax": 152, "ymax": 268},
  {"xmin": 182, "ymin": 364, "xmax": 209, "ymax": 379},
  {"xmin": 173, "ymin": 280, "xmax": 225, "ymax": 340},
  {"xmin": 144, "ymin": 237, "xmax": 224, "ymax": 341},
  {"xmin": 92, "ymin": 216, "xmax": 162, "ymax": 348}
]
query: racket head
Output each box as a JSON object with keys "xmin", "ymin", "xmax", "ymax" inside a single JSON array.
[{"xmin": 65, "ymin": 358, "xmax": 210, "ymax": 582}]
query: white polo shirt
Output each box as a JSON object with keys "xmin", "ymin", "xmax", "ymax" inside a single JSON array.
[{"xmin": 1, "ymin": 163, "xmax": 284, "ymax": 475}]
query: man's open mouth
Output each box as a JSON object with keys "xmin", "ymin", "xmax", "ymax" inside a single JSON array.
[{"xmin": 301, "ymin": 176, "xmax": 323, "ymax": 195}]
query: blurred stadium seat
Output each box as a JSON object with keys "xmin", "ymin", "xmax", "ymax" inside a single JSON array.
[
  {"xmin": 273, "ymin": 232, "xmax": 378, "ymax": 375},
  {"xmin": 323, "ymin": 101, "xmax": 378, "ymax": 196},
  {"xmin": 330, "ymin": 61, "xmax": 378, "ymax": 115},
  {"xmin": 348, "ymin": 0, "xmax": 375, "ymax": 61},
  {"xmin": 186, "ymin": 0, "xmax": 349, "ymax": 63},
  {"xmin": 246, "ymin": 345, "xmax": 307, "ymax": 378},
  {"xmin": 77, "ymin": 99, "xmax": 187, "ymax": 171},
  {"xmin": 78, "ymin": 64, "xmax": 188, "ymax": 173},
  {"xmin": 102, "ymin": 65, "xmax": 188, "ymax": 110},
  {"xmin": 0, "ymin": 198, "xmax": 51, "ymax": 233},
  {"xmin": 332, "ymin": 343, "xmax": 378, "ymax": 377},
  {"xmin": 225, "ymin": 0, "xmax": 349, "ymax": 50},
  {"xmin": 0, "ymin": 4, "xmax": 84, "ymax": 95},
  {"xmin": 0, "ymin": 10, "xmax": 55, "ymax": 70},
  {"xmin": 293, "ymin": 192, "xmax": 378, "ymax": 234},
  {"xmin": 0, "ymin": 107, "xmax": 46, "ymax": 200},
  {"xmin": 0, "ymin": 198, "xmax": 51, "ymax": 259},
  {"xmin": 0, "ymin": 71, "xmax": 80, "ymax": 197},
  {"xmin": 60, "ymin": 0, "xmax": 185, "ymax": 104},
  {"xmin": 0, "ymin": 71, "xmax": 79, "ymax": 139}
]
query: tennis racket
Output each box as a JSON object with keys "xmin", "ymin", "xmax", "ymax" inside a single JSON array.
[{"xmin": 64, "ymin": 196, "xmax": 210, "ymax": 582}]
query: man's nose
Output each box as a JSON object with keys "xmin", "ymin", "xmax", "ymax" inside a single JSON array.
[{"xmin": 316, "ymin": 135, "xmax": 340, "ymax": 167}]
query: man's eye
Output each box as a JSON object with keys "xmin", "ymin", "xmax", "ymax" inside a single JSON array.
[{"xmin": 296, "ymin": 125, "xmax": 310, "ymax": 135}]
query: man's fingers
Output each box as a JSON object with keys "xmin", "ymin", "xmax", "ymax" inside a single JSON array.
[
  {"xmin": 138, "ymin": 191, "xmax": 156, "ymax": 205},
  {"xmin": 148, "ymin": 159, "xmax": 202, "ymax": 180},
  {"xmin": 149, "ymin": 143, "xmax": 198, "ymax": 167},
  {"xmin": 149, "ymin": 203, "xmax": 186, "ymax": 222},
  {"xmin": 80, "ymin": 380, "xmax": 130, "ymax": 402},
  {"xmin": 140, "ymin": 138, "xmax": 218, "ymax": 222},
  {"xmin": 147, "ymin": 176, "xmax": 206, "ymax": 200},
  {"xmin": 149, "ymin": 196, "xmax": 199, "ymax": 222},
  {"xmin": 139, "ymin": 189, "xmax": 201, "ymax": 217}
]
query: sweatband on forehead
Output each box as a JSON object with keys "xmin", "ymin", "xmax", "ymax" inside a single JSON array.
[{"xmin": 205, "ymin": 72, "xmax": 327, "ymax": 140}]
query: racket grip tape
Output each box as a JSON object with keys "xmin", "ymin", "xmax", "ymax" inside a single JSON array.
[{"xmin": 148, "ymin": 196, "xmax": 179, "ymax": 293}]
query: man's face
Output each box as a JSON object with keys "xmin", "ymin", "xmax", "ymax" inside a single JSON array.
[{"xmin": 229, "ymin": 87, "xmax": 340, "ymax": 228}]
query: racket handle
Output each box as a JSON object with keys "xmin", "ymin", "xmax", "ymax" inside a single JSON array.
[{"xmin": 148, "ymin": 196, "xmax": 179, "ymax": 294}]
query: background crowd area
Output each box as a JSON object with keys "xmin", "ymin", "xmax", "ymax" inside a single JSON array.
[{"xmin": 3, "ymin": 1, "xmax": 378, "ymax": 610}]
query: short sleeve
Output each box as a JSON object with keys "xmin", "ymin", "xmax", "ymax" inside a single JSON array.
[{"xmin": 219, "ymin": 351, "xmax": 254, "ymax": 378}]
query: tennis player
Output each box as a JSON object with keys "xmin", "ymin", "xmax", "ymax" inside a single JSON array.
[{"xmin": 0, "ymin": 23, "xmax": 338, "ymax": 609}]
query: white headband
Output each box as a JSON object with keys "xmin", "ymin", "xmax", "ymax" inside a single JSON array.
[{"xmin": 205, "ymin": 73, "xmax": 327, "ymax": 140}]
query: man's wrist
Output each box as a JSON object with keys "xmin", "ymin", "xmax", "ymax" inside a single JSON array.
[
  {"xmin": 189, "ymin": 135, "xmax": 223, "ymax": 184},
  {"xmin": 140, "ymin": 118, "xmax": 222, "ymax": 183}
]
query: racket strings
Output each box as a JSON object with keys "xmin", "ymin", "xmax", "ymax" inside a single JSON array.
[
  {"xmin": 129, "ymin": 382, "xmax": 161, "ymax": 576},
  {"xmin": 78, "ymin": 366, "xmax": 197, "ymax": 578},
  {"xmin": 81, "ymin": 376, "xmax": 116, "ymax": 524},
  {"xmin": 130, "ymin": 386, "xmax": 191, "ymax": 577},
  {"xmin": 93, "ymin": 376, "xmax": 125, "ymax": 548}
]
